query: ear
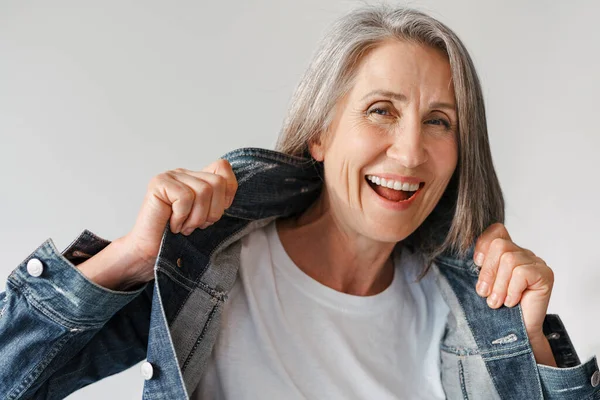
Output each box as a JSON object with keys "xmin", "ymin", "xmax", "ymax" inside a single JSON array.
[{"xmin": 308, "ymin": 133, "xmax": 326, "ymax": 162}]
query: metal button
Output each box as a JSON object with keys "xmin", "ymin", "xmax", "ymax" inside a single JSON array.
[
  {"xmin": 546, "ymin": 332, "xmax": 560, "ymax": 340},
  {"xmin": 26, "ymin": 258, "xmax": 44, "ymax": 277},
  {"xmin": 591, "ymin": 370, "xmax": 600, "ymax": 387},
  {"xmin": 176, "ymin": 258, "xmax": 183, "ymax": 268},
  {"xmin": 140, "ymin": 361, "xmax": 154, "ymax": 380}
]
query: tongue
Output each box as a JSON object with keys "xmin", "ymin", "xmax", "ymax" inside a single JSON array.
[{"xmin": 372, "ymin": 184, "xmax": 412, "ymax": 202}]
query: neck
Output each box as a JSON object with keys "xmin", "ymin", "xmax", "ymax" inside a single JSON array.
[{"xmin": 276, "ymin": 192, "xmax": 396, "ymax": 296}]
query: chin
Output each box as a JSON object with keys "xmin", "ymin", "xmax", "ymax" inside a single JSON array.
[{"xmin": 364, "ymin": 222, "xmax": 415, "ymax": 244}]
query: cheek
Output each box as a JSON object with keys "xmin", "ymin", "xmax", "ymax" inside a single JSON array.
[
  {"xmin": 322, "ymin": 127, "xmax": 385, "ymax": 204},
  {"xmin": 345, "ymin": 126, "xmax": 389, "ymax": 163},
  {"xmin": 327, "ymin": 124, "xmax": 384, "ymax": 171},
  {"xmin": 430, "ymin": 138, "xmax": 458, "ymax": 178}
]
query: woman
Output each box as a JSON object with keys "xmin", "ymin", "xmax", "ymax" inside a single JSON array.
[{"xmin": 0, "ymin": 5, "xmax": 597, "ymax": 399}]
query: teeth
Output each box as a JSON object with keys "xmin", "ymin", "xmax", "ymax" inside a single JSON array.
[{"xmin": 367, "ymin": 175, "xmax": 420, "ymax": 191}]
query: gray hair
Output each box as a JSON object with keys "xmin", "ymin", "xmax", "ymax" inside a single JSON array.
[{"xmin": 275, "ymin": 4, "xmax": 504, "ymax": 278}]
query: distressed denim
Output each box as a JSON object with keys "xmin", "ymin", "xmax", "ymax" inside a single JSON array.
[{"xmin": 0, "ymin": 147, "xmax": 598, "ymax": 399}]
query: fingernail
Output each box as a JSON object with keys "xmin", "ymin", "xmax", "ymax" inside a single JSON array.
[
  {"xmin": 183, "ymin": 228, "xmax": 194, "ymax": 236},
  {"xmin": 225, "ymin": 196, "xmax": 233, "ymax": 208},
  {"xmin": 477, "ymin": 281, "xmax": 489, "ymax": 297},
  {"xmin": 474, "ymin": 252, "xmax": 484, "ymax": 267},
  {"xmin": 200, "ymin": 222, "xmax": 213, "ymax": 229},
  {"xmin": 487, "ymin": 292, "xmax": 499, "ymax": 307},
  {"xmin": 504, "ymin": 295, "xmax": 512, "ymax": 307}
]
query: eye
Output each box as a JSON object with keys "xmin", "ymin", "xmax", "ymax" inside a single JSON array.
[
  {"xmin": 426, "ymin": 118, "xmax": 451, "ymax": 129},
  {"xmin": 369, "ymin": 108, "xmax": 388, "ymax": 115},
  {"xmin": 367, "ymin": 107, "xmax": 393, "ymax": 117}
]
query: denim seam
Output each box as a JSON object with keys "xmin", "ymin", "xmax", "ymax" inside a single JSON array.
[
  {"xmin": 156, "ymin": 266, "xmax": 195, "ymax": 292},
  {"xmin": 224, "ymin": 147, "xmax": 315, "ymax": 166},
  {"xmin": 171, "ymin": 221, "xmax": 260, "ymax": 324},
  {"xmin": 479, "ymin": 342, "xmax": 531, "ymax": 356},
  {"xmin": 61, "ymin": 233, "xmax": 87, "ymax": 256},
  {"xmin": 166, "ymin": 223, "xmax": 247, "ymax": 324},
  {"xmin": 167, "ymin": 261, "xmax": 229, "ymax": 326},
  {"xmin": 483, "ymin": 348, "xmax": 532, "ymax": 362},
  {"xmin": 197, "ymin": 221, "xmax": 255, "ymax": 292},
  {"xmin": 458, "ymin": 358, "xmax": 470, "ymax": 399},
  {"xmin": 158, "ymin": 258, "xmax": 227, "ymax": 300},
  {"xmin": 487, "ymin": 349, "xmax": 543, "ymax": 400},
  {"xmin": 62, "ymin": 229, "xmax": 111, "ymax": 256},
  {"xmin": 439, "ymin": 269, "xmax": 508, "ymax": 398},
  {"xmin": 441, "ymin": 345, "xmax": 480, "ymax": 356},
  {"xmin": 181, "ymin": 299, "xmax": 220, "ymax": 373},
  {"xmin": 196, "ymin": 224, "xmax": 249, "ymax": 295}
]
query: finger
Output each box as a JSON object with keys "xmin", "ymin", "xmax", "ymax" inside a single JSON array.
[
  {"xmin": 172, "ymin": 169, "xmax": 228, "ymax": 224},
  {"xmin": 203, "ymin": 159, "xmax": 238, "ymax": 208},
  {"xmin": 476, "ymin": 237, "xmax": 519, "ymax": 297},
  {"xmin": 503, "ymin": 260, "xmax": 551, "ymax": 308},
  {"xmin": 504, "ymin": 263, "xmax": 541, "ymax": 307},
  {"xmin": 150, "ymin": 175, "xmax": 195, "ymax": 234},
  {"xmin": 503, "ymin": 267, "xmax": 529, "ymax": 308},
  {"xmin": 473, "ymin": 223, "xmax": 512, "ymax": 267},
  {"xmin": 195, "ymin": 172, "xmax": 227, "ymax": 223},
  {"xmin": 171, "ymin": 172, "xmax": 213, "ymax": 235},
  {"xmin": 487, "ymin": 251, "xmax": 536, "ymax": 309}
]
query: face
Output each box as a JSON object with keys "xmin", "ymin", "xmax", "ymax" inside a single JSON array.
[{"xmin": 310, "ymin": 39, "xmax": 458, "ymax": 243}]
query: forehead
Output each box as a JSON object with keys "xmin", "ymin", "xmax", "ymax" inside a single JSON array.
[{"xmin": 349, "ymin": 39, "xmax": 454, "ymax": 99}]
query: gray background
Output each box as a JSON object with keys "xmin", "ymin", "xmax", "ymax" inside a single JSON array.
[{"xmin": 1, "ymin": 0, "xmax": 598, "ymax": 398}]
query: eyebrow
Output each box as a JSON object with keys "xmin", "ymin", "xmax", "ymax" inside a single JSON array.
[
  {"xmin": 429, "ymin": 101, "xmax": 457, "ymax": 112},
  {"xmin": 360, "ymin": 90, "xmax": 407, "ymax": 102},
  {"xmin": 360, "ymin": 90, "xmax": 456, "ymax": 112}
]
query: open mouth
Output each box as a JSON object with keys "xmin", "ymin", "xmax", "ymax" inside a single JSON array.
[{"xmin": 365, "ymin": 176, "xmax": 425, "ymax": 202}]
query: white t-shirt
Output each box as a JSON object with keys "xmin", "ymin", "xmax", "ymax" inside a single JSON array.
[{"xmin": 193, "ymin": 221, "xmax": 449, "ymax": 399}]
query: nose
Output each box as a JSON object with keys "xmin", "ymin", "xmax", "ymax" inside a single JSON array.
[{"xmin": 386, "ymin": 118, "xmax": 428, "ymax": 168}]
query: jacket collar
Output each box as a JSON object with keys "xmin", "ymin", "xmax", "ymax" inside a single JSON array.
[{"xmin": 221, "ymin": 147, "xmax": 478, "ymax": 270}]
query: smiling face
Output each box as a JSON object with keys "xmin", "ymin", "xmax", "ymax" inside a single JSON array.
[{"xmin": 309, "ymin": 39, "xmax": 459, "ymax": 243}]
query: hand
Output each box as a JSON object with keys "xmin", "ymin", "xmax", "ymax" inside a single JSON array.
[
  {"xmin": 123, "ymin": 159, "xmax": 238, "ymax": 284},
  {"xmin": 473, "ymin": 223, "xmax": 554, "ymax": 338}
]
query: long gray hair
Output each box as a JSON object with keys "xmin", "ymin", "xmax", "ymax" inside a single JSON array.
[{"xmin": 275, "ymin": 5, "xmax": 504, "ymax": 278}]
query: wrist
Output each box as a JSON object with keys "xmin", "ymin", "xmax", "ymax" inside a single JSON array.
[
  {"xmin": 77, "ymin": 236, "xmax": 152, "ymax": 291},
  {"xmin": 111, "ymin": 235, "xmax": 156, "ymax": 289},
  {"xmin": 528, "ymin": 331, "xmax": 557, "ymax": 367}
]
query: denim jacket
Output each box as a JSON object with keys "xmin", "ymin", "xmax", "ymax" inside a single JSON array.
[{"xmin": 1, "ymin": 147, "xmax": 598, "ymax": 400}]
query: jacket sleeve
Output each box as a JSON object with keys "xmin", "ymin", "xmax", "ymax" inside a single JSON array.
[
  {"xmin": 537, "ymin": 314, "xmax": 600, "ymax": 399},
  {"xmin": 0, "ymin": 230, "xmax": 153, "ymax": 399}
]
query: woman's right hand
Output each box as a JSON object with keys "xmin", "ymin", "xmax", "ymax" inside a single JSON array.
[{"xmin": 122, "ymin": 159, "xmax": 238, "ymax": 284}]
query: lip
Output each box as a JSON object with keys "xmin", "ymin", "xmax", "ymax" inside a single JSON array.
[
  {"xmin": 365, "ymin": 177, "xmax": 424, "ymax": 211},
  {"xmin": 365, "ymin": 173, "xmax": 424, "ymax": 185}
]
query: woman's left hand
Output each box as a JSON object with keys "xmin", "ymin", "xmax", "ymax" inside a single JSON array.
[{"xmin": 473, "ymin": 223, "xmax": 554, "ymax": 341}]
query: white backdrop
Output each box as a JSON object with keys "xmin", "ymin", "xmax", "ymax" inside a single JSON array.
[{"xmin": 1, "ymin": 0, "xmax": 598, "ymax": 398}]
